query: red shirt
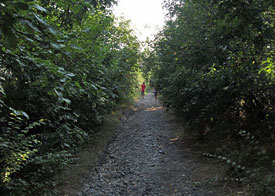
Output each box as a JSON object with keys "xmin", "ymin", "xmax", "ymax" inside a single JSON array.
[{"xmin": 141, "ymin": 84, "xmax": 146, "ymax": 92}]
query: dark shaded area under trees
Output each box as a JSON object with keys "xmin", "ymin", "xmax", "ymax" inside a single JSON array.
[
  {"xmin": 0, "ymin": 0, "xmax": 140, "ymax": 195},
  {"xmin": 142, "ymin": 0, "xmax": 275, "ymax": 195}
]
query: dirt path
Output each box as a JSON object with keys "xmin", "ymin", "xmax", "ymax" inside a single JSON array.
[{"xmin": 78, "ymin": 92, "xmax": 234, "ymax": 196}]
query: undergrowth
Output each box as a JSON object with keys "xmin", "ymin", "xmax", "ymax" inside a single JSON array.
[{"xmin": 202, "ymin": 130, "xmax": 275, "ymax": 195}]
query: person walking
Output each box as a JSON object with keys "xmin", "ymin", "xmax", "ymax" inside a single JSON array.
[
  {"xmin": 153, "ymin": 87, "xmax": 158, "ymax": 100},
  {"xmin": 141, "ymin": 82, "xmax": 146, "ymax": 98}
]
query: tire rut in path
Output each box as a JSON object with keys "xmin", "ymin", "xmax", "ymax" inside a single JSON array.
[{"xmin": 80, "ymin": 93, "xmax": 217, "ymax": 196}]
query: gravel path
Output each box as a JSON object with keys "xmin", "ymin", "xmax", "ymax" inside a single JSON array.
[{"xmin": 79, "ymin": 92, "xmax": 222, "ymax": 196}]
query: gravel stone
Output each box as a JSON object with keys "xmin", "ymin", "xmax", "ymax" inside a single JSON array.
[{"xmin": 79, "ymin": 93, "xmax": 224, "ymax": 196}]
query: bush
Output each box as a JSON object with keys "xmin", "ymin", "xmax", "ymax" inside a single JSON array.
[
  {"xmin": 0, "ymin": 0, "xmax": 140, "ymax": 194},
  {"xmin": 145, "ymin": 0, "xmax": 275, "ymax": 194}
]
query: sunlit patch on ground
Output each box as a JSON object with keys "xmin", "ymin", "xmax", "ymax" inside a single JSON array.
[{"xmin": 145, "ymin": 106, "xmax": 163, "ymax": 112}]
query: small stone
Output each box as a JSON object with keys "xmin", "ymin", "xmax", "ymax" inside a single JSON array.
[{"xmin": 158, "ymin": 149, "xmax": 165, "ymax": 154}]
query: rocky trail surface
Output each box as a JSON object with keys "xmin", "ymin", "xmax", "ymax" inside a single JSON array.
[{"xmin": 79, "ymin": 92, "xmax": 238, "ymax": 196}]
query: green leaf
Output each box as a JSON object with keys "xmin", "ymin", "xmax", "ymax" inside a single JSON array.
[
  {"xmin": 33, "ymin": 5, "xmax": 48, "ymax": 12},
  {"xmin": 54, "ymin": 89, "xmax": 63, "ymax": 97},
  {"xmin": 64, "ymin": 143, "xmax": 70, "ymax": 148},
  {"xmin": 70, "ymin": 44, "xmax": 82, "ymax": 50},
  {"xmin": 9, "ymin": 108, "xmax": 29, "ymax": 119},
  {"xmin": 66, "ymin": 73, "xmax": 75, "ymax": 77},
  {"xmin": 22, "ymin": 129, "xmax": 29, "ymax": 134},
  {"xmin": 24, "ymin": 20, "xmax": 40, "ymax": 32},
  {"xmin": 21, "ymin": 111, "xmax": 29, "ymax": 119},
  {"xmin": 62, "ymin": 98, "xmax": 71, "ymax": 104},
  {"xmin": 34, "ymin": 14, "xmax": 48, "ymax": 26},
  {"xmin": 50, "ymin": 43, "xmax": 61, "ymax": 49},
  {"xmin": 75, "ymin": 82, "xmax": 82, "ymax": 88},
  {"xmin": 0, "ymin": 142, "xmax": 9, "ymax": 148},
  {"xmin": 48, "ymin": 26, "xmax": 61, "ymax": 35}
]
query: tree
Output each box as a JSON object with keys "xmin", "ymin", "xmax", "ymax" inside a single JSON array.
[
  {"xmin": 146, "ymin": 0, "xmax": 275, "ymax": 193},
  {"xmin": 0, "ymin": 0, "xmax": 140, "ymax": 195}
]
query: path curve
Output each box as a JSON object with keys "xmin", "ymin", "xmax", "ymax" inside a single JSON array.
[{"xmin": 80, "ymin": 92, "xmax": 220, "ymax": 196}]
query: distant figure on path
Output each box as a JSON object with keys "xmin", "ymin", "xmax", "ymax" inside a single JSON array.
[
  {"xmin": 141, "ymin": 82, "xmax": 146, "ymax": 98},
  {"xmin": 153, "ymin": 87, "xmax": 158, "ymax": 100}
]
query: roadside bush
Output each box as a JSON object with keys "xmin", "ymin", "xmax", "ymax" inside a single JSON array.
[
  {"xmin": 0, "ymin": 0, "xmax": 140, "ymax": 195},
  {"xmin": 145, "ymin": 0, "xmax": 275, "ymax": 194}
]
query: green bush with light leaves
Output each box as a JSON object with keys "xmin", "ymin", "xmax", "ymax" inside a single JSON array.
[
  {"xmin": 0, "ymin": 0, "xmax": 139, "ymax": 195},
  {"xmin": 146, "ymin": 0, "xmax": 275, "ymax": 194}
]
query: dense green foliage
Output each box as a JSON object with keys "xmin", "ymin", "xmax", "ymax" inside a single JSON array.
[
  {"xmin": 0, "ymin": 0, "xmax": 140, "ymax": 195},
  {"xmin": 144, "ymin": 0, "xmax": 275, "ymax": 194}
]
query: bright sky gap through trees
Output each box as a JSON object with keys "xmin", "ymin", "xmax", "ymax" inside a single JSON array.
[{"xmin": 113, "ymin": 0, "xmax": 166, "ymax": 42}]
